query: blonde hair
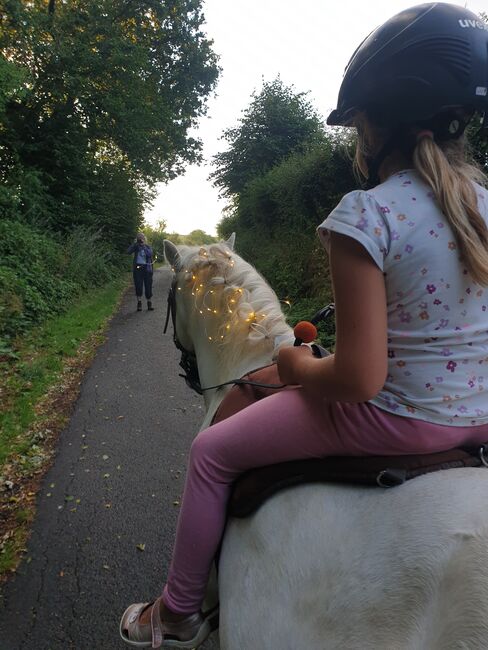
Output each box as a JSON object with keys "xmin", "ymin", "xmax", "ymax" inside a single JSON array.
[
  {"xmin": 414, "ymin": 137, "xmax": 488, "ymax": 285},
  {"xmin": 355, "ymin": 114, "xmax": 488, "ymax": 286}
]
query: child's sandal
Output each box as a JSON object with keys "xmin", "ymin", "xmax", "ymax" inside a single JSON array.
[{"xmin": 119, "ymin": 595, "xmax": 218, "ymax": 648}]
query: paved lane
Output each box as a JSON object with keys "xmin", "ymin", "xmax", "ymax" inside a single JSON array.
[{"xmin": 0, "ymin": 267, "xmax": 219, "ymax": 650}]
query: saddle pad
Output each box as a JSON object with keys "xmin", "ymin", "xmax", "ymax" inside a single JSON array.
[{"xmin": 228, "ymin": 446, "xmax": 487, "ymax": 518}]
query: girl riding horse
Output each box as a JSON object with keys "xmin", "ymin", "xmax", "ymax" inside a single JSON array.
[{"xmin": 120, "ymin": 3, "xmax": 488, "ymax": 647}]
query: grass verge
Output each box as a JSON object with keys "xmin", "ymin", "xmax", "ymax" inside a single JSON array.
[{"xmin": 0, "ymin": 276, "xmax": 128, "ymax": 580}]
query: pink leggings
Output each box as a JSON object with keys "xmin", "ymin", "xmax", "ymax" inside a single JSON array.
[{"xmin": 162, "ymin": 388, "xmax": 488, "ymax": 613}]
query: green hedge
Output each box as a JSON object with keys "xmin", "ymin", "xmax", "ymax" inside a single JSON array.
[
  {"xmin": 0, "ymin": 220, "xmax": 121, "ymax": 345},
  {"xmin": 221, "ymin": 140, "xmax": 357, "ymax": 302}
]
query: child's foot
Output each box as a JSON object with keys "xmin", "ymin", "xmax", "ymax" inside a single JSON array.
[
  {"xmin": 119, "ymin": 596, "xmax": 218, "ymax": 648},
  {"xmin": 137, "ymin": 300, "xmax": 142, "ymax": 312}
]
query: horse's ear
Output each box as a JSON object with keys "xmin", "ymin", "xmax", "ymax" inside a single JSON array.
[
  {"xmin": 164, "ymin": 240, "xmax": 182, "ymax": 270},
  {"xmin": 224, "ymin": 232, "xmax": 236, "ymax": 251}
]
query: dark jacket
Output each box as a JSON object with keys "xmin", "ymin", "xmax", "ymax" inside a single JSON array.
[{"xmin": 127, "ymin": 243, "xmax": 154, "ymax": 273}]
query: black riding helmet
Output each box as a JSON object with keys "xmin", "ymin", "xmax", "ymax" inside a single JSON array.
[{"xmin": 328, "ymin": 2, "xmax": 488, "ymax": 133}]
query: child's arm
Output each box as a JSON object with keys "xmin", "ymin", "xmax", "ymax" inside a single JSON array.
[{"xmin": 277, "ymin": 232, "xmax": 387, "ymax": 402}]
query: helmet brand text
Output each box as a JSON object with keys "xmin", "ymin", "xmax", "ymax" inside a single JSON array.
[{"xmin": 458, "ymin": 19, "xmax": 488, "ymax": 31}]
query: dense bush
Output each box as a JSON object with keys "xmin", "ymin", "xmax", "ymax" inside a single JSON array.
[
  {"xmin": 219, "ymin": 139, "xmax": 357, "ymax": 305},
  {"xmin": 0, "ymin": 220, "xmax": 120, "ymax": 343}
]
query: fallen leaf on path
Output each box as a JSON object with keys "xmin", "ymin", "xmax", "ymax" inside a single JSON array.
[{"xmin": 136, "ymin": 543, "xmax": 146, "ymax": 552}]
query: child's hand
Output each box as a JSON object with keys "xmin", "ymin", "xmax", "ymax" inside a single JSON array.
[{"xmin": 277, "ymin": 345, "xmax": 313, "ymax": 385}]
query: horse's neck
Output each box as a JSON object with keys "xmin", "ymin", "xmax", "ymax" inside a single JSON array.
[
  {"xmin": 195, "ymin": 339, "xmax": 272, "ymax": 387},
  {"xmin": 193, "ymin": 322, "xmax": 293, "ymax": 418}
]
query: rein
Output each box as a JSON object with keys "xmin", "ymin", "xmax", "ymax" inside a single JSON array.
[{"xmin": 164, "ymin": 276, "xmax": 286, "ymax": 395}]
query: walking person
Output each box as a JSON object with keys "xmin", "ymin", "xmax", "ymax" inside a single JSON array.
[
  {"xmin": 128, "ymin": 232, "xmax": 154, "ymax": 311},
  {"xmin": 120, "ymin": 3, "xmax": 488, "ymax": 647}
]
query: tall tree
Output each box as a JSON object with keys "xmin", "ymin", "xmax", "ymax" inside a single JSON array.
[
  {"xmin": 210, "ymin": 78, "xmax": 325, "ymax": 198},
  {"xmin": 0, "ymin": 0, "xmax": 219, "ymax": 237}
]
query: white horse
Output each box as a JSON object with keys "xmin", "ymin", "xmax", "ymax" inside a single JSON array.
[{"xmin": 163, "ymin": 235, "xmax": 488, "ymax": 650}]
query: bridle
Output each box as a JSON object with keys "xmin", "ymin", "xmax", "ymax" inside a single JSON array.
[{"xmin": 164, "ymin": 275, "xmax": 205, "ymax": 394}]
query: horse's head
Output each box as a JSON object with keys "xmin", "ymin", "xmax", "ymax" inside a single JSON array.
[
  {"xmin": 163, "ymin": 233, "xmax": 293, "ymax": 394},
  {"xmin": 163, "ymin": 233, "xmax": 237, "ymax": 354}
]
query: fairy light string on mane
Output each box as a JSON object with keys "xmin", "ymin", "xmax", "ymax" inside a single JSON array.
[{"xmin": 176, "ymin": 245, "xmax": 279, "ymax": 345}]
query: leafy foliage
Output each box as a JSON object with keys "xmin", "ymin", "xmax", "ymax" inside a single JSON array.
[
  {"xmin": 210, "ymin": 78, "xmax": 326, "ymax": 198},
  {"xmin": 0, "ymin": 0, "xmax": 219, "ymax": 339},
  {"xmin": 0, "ymin": 220, "xmax": 118, "ymax": 344},
  {"xmin": 211, "ymin": 79, "xmax": 357, "ymax": 335},
  {"xmin": 217, "ymin": 133, "xmax": 357, "ymax": 311},
  {"xmin": 0, "ymin": 0, "xmax": 219, "ymax": 236}
]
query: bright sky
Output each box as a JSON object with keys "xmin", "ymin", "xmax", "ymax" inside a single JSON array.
[{"xmin": 143, "ymin": 0, "xmax": 486, "ymax": 236}]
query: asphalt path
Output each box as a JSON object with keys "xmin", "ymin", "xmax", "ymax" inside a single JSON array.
[{"xmin": 0, "ymin": 268, "xmax": 220, "ymax": 650}]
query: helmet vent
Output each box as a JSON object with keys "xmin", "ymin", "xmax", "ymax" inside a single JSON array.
[{"xmin": 402, "ymin": 36, "xmax": 471, "ymax": 84}]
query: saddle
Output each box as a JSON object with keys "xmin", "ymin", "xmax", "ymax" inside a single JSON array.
[{"xmin": 211, "ymin": 364, "xmax": 488, "ymax": 518}]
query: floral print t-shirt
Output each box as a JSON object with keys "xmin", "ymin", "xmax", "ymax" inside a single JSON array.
[{"xmin": 317, "ymin": 169, "xmax": 488, "ymax": 426}]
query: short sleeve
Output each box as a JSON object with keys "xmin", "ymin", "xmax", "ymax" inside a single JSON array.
[{"xmin": 317, "ymin": 190, "xmax": 391, "ymax": 271}]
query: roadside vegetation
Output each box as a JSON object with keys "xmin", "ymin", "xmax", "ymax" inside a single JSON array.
[{"xmin": 0, "ymin": 0, "xmax": 219, "ymax": 578}]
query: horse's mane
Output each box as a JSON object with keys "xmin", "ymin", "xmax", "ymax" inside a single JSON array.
[{"xmin": 176, "ymin": 242, "xmax": 293, "ymax": 357}]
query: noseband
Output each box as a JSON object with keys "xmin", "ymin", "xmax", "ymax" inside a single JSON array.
[{"xmin": 164, "ymin": 276, "xmax": 204, "ymax": 394}]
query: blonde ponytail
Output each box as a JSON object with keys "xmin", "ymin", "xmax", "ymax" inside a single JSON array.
[{"xmin": 413, "ymin": 136, "xmax": 488, "ymax": 286}]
